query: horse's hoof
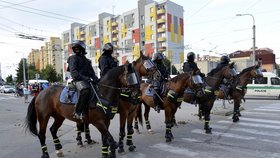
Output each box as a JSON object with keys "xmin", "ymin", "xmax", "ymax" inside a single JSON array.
[
  {"xmin": 41, "ymin": 152, "xmax": 50, "ymax": 158},
  {"xmin": 128, "ymin": 145, "xmax": 136, "ymax": 152},
  {"xmin": 117, "ymin": 148, "xmax": 125, "ymax": 154},
  {"xmin": 148, "ymin": 129, "xmax": 154, "ymax": 134},
  {"xmin": 165, "ymin": 137, "xmax": 172, "ymax": 143},
  {"xmin": 205, "ymin": 128, "xmax": 212, "ymax": 134},
  {"xmin": 135, "ymin": 129, "xmax": 141, "ymax": 134},
  {"xmin": 56, "ymin": 150, "xmax": 64, "ymax": 157},
  {"xmin": 85, "ymin": 139, "xmax": 97, "ymax": 144},
  {"xmin": 233, "ymin": 117, "xmax": 239, "ymax": 123},
  {"xmin": 77, "ymin": 140, "xmax": 83, "ymax": 146}
]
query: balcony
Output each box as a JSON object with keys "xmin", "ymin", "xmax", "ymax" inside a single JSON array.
[
  {"xmin": 157, "ymin": 28, "xmax": 166, "ymax": 33},
  {"xmin": 80, "ymin": 31, "xmax": 85, "ymax": 35},
  {"xmin": 112, "ymin": 22, "xmax": 118, "ymax": 27},
  {"xmin": 158, "ymin": 46, "xmax": 166, "ymax": 52},
  {"xmin": 80, "ymin": 37, "xmax": 85, "ymax": 41},
  {"xmin": 157, "ymin": 18, "xmax": 166, "ymax": 24},
  {"xmin": 158, "ymin": 37, "xmax": 166, "ymax": 42},
  {"xmin": 112, "ymin": 30, "xmax": 119, "ymax": 34},
  {"xmin": 112, "ymin": 37, "xmax": 118, "ymax": 42},
  {"xmin": 157, "ymin": 9, "xmax": 165, "ymax": 15}
]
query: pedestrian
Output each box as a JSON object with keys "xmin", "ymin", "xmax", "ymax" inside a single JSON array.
[{"xmin": 23, "ymin": 86, "xmax": 30, "ymax": 103}]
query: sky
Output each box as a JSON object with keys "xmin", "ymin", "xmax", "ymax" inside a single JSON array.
[{"xmin": 0, "ymin": 0, "xmax": 280, "ymax": 79}]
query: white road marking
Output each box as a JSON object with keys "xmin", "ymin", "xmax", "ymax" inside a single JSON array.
[
  {"xmin": 151, "ymin": 143, "xmax": 199, "ymax": 157},
  {"xmin": 227, "ymin": 117, "xmax": 280, "ymax": 125},
  {"xmin": 218, "ymin": 120, "xmax": 280, "ymax": 130},
  {"xmin": 254, "ymin": 108, "xmax": 280, "ymax": 112}
]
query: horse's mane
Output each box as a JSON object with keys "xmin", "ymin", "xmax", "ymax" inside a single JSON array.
[
  {"xmin": 207, "ymin": 65, "xmax": 224, "ymax": 76},
  {"xmin": 134, "ymin": 54, "xmax": 150, "ymax": 64},
  {"xmin": 171, "ymin": 73, "xmax": 189, "ymax": 82},
  {"xmin": 238, "ymin": 65, "xmax": 259, "ymax": 76},
  {"xmin": 100, "ymin": 65, "xmax": 123, "ymax": 83}
]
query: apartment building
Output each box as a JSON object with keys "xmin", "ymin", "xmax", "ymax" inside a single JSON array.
[{"xmin": 61, "ymin": 0, "xmax": 184, "ymax": 78}]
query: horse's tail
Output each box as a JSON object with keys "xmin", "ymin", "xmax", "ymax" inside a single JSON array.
[
  {"xmin": 137, "ymin": 103, "xmax": 143, "ymax": 127},
  {"xmin": 25, "ymin": 96, "xmax": 38, "ymax": 136}
]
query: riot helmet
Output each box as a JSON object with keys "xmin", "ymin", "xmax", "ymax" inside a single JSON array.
[
  {"xmin": 220, "ymin": 55, "xmax": 230, "ymax": 64},
  {"xmin": 152, "ymin": 52, "xmax": 164, "ymax": 62},
  {"xmin": 102, "ymin": 42, "xmax": 114, "ymax": 53},
  {"xmin": 72, "ymin": 40, "xmax": 86, "ymax": 54},
  {"xmin": 187, "ymin": 52, "xmax": 195, "ymax": 62}
]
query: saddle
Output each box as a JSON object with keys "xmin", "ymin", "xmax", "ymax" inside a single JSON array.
[
  {"xmin": 59, "ymin": 86, "xmax": 118, "ymax": 119},
  {"xmin": 144, "ymin": 84, "xmax": 165, "ymax": 97}
]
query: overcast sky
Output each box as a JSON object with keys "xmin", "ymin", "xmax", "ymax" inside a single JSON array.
[{"xmin": 0, "ymin": 0, "xmax": 279, "ymax": 78}]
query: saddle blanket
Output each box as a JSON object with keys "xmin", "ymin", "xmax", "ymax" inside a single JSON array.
[
  {"xmin": 59, "ymin": 87, "xmax": 78, "ymax": 104},
  {"xmin": 144, "ymin": 84, "xmax": 165, "ymax": 97}
]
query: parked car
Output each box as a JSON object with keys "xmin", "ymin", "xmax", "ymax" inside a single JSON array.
[{"xmin": 0, "ymin": 85, "xmax": 16, "ymax": 93}]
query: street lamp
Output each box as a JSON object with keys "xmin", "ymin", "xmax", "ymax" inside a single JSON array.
[
  {"xmin": 236, "ymin": 13, "xmax": 256, "ymax": 65},
  {"xmin": 16, "ymin": 52, "xmax": 26, "ymax": 87}
]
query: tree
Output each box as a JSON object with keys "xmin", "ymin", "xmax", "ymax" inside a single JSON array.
[
  {"xmin": 15, "ymin": 58, "xmax": 28, "ymax": 83},
  {"xmin": 5, "ymin": 75, "xmax": 13, "ymax": 84},
  {"xmin": 162, "ymin": 58, "xmax": 179, "ymax": 75},
  {"xmin": 40, "ymin": 65, "xmax": 59, "ymax": 82}
]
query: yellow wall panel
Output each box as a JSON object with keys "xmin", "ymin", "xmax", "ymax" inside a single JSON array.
[
  {"xmin": 104, "ymin": 35, "xmax": 109, "ymax": 44},
  {"xmin": 132, "ymin": 45, "xmax": 140, "ymax": 57},
  {"xmin": 180, "ymin": 52, "xmax": 184, "ymax": 63},
  {"xmin": 168, "ymin": 50, "xmax": 172, "ymax": 60},
  {"xmin": 171, "ymin": 24, "xmax": 175, "ymax": 43},
  {"xmin": 121, "ymin": 24, "xmax": 128, "ymax": 39},
  {"xmin": 177, "ymin": 26, "xmax": 181, "ymax": 44},
  {"xmin": 145, "ymin": 25, "xmax": 154, "ymax": 41},
  {"xmin": 96, "ymin": 50, "xmax": 101, "ymax": 63}
]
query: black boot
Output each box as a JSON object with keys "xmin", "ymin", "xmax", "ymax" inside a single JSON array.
[{"xmin": 73, "ymin": 89, "xmax": 90, "ymax": 120}]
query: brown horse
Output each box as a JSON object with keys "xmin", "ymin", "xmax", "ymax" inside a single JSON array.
[
  {"xmin": 183, "ymin": 62, "xmax": 236, "ymax": 134},
  {"xmin": 117, "ymin": 53, "xmax": 158, "ymax": 153},
  {"xmin": 216, "ymin": 64, "xmax": 263, "ymax": 122},
  {"xmin": 76, "ymin": 52, "xmax": 158, "ymax": 153},
  {"xmin": 25, "ymin": 64, "xmax": 139, "ymax": 158},
  {"xmin": 135, "ymin": 69, "xmax": 203, "ymax": 142}
]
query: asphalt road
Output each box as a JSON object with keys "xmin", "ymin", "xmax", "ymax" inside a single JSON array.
[{"xmin": 0, "ymin": 93, "xmax": 280, "ymax": 158}]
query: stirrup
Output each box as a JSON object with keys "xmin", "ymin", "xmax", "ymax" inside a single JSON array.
[{"xmin": 73, "ymin": 112, "xmax": 83, "ymax": 120}]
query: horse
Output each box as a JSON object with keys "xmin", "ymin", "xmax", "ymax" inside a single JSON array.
[
  {"xmin": 183, "ymin": 62, "xmax": 236, "ymax": 134},
  {"xmin": 216, "ymin": 64, "xmax": 263, "ymax": 122},
  {"xmin": 75, "ymin": 52, "xmax": 158, "ymax": 153},
  {"xmin": 135, "ymin": 68, "xmax": 203, "ymax": 142},
  {"xmin": 117, "ymin": 53, "xmax": 158, "ymax": 153},
  {"xmin": 25, "ymin": 63, "xmax": 140, "ymax": 158}
]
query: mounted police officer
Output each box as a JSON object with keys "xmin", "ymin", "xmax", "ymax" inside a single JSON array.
[
  {"xmin": 183, "ymin": 52, "xmax": 205, "ymax": 103},
  {"xmin": 98, "ymin": 42, "xmax": 118, "ymax": 78},
  {"xmin": 152, "ymin": 52, "xmax": 170, "ymax": 112},
  {"xmin": 216, "ymin": 55, "xmax": 232, "ymax": 98},
  {"xmin": 67, "ymin": 40, "xmax": 99, "ymax": 120},
  {"xmin": 183, "ymin": 52, "xmax": 205, "ymax": 78}
]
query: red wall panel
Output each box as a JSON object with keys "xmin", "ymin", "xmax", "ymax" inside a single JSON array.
[
  {"xmin": 132, "ymin": 28, "xmax": 140, "ymax": 43},
  {"xmin": 167, "ymin": 13, "xmax": 172, "ymax": 32}
]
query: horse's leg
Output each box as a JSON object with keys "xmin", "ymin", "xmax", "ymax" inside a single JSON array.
[
  {"xmin": 232, "ymin": 97, "xmax": 240, "ymax": 122},
  {"xmin": 38, "ymin": 115, "xmax": 51, "ymax": 158},
  {"xmin": 126, "ymin": 108, "xmax": 137, "ymax": 152},
  {"xmin": 143, "ymin": 102, "xmax": 153, "ymax": 133},
  {"xmin": 84, "ymin": 123, "xmax": 95, "ymax": 144},
  {"xmin": 169, "ymin": 107, "xmax": 178, "ymax": 140},
  {"xmin": 198, "ymin": 103, "xmax": 204, "ymax": 120},
  {"xmin": 164, "ymin": 106, "xmax": 173, "ymax": 142},
  {"xmin": 118, "ymin": 106, "xmax": 127, "ymax": 154},
  {"xmin": 49, "ymin": 115, "xmax": 65, "ymax": 157},
  {"xmin": 203, "ymin": 101, "xmax": 213, "ymax": 134},
  {"xmin": 76, "ymin": 122, "xmax": 84, "ymax": 146}
]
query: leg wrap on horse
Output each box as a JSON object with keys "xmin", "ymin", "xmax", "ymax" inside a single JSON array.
[
  {"xmin": 126, "ymin": 125, "xmax": 134, "ymax": 146},
  {"xmin": 145, "ymin": 120, "xmax": 151, "ymax": 130},
  {"xmin": 53, "ymin": 138, "xmax": 62, "ymax": 150},
  {"xmin": 165, "ymin": 123, "xmax": 173, "ymax": 142}
]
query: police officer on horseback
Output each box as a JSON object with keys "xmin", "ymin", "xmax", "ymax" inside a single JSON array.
[
  {"xmin": 183, "ymin": 52, "xmax": 205, "ymax": 103},
  {"xmin": 183, "ymin": 52, "xmax": 205, "ymax": 78},
  {"xmin": 67, "ymin": 40, "xmax": 99, "ymax": 120},
  {"xmin": 99, "ymin": 42, "xmax": 118, "ymax": 78},
  {"xmin": 152, "ymin": 52, "xmax": 170, "ymax": 112},
  {"xmin": 216, "ymin": 55, "xmax": 232, "ymax": 98}
]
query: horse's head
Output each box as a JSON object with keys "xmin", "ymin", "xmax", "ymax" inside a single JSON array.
[
  {"xmin": 133, "ymin": 51, "xmax": 157, "ymax": 77},
  {"xmin": 120, "ymin": 63, "xmax": 140, "ymax": 89}
]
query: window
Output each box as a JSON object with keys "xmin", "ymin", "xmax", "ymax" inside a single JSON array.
[
  {"xmin": 150, "ymin": 7, "xmax": 154, "ymax": 12},
  {"xmin": 151, "ymin": 34, "xmax": 155, "ymax": 40},
  {"xmin": 150, "ymin": 25, "xmax": 154, "ymax": 30},
  {"xmin": 125, "ymin": 40, "xmax": 128, "ymax": 45},
  {"xmin": 141, "ymin": 24, "xmax": 144, "ymax": 29},
  {"xmin": 124, "ymin": 16, "xmax": 128, "ymax": 21},
  {"xmin": 150, "ymin": 16, "xmax": 154, "ymax": 22},
  {"xmin": 255, "ymin": 77, "xmax": 267, "ymax": 84},
  {"xmin": 132, "ymin": 13, "xmax": 134, "ymax": 18},
  {"xmin": 271, "ymin": 78, "xmax": 280, "ymax": 85},
  {"xmin": 141, "ymin": 15, "xmax": 145, "ymax": 20}
]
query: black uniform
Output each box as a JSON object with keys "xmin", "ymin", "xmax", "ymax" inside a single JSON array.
[
  {"xmin": 183, "ymin": 61, "xmax": 199, "ymax": 73},
  {"xmin": 67, "ymin": 53, "xmax": 98, "ymax": 119},
  {"xmin": 98, "ymin": 52, "xmax": 118, "ymax": 78},
  {"xmin": 155, "ymin": 61, "xmax": 169, "ymax": 81}
]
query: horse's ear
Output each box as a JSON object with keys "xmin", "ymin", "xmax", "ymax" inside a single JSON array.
[
  {"xmin": 140, "ymin": 50, "xmax": 143, "ymax": 56},
  {"xmin": 229, "ymin": 62, "xmax": 235, "ymax": 68}
]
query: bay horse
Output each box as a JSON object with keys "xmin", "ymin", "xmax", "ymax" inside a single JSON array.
[
  {"xmin": 216, "ymin": 64, "xmax": 263, "ymax": 122},
  {"xmin": 135, "ymin": 69, "xmax": 203, "ymax": 142},
  {"xmin": 75, "ymin": 52, "xmax": 158, "ymax": 153},
  {"xmin": 25, "ymin": 64, "xmax": 139, "ymax": 158},
  {"xmin": 183, "ymin": 62, "xmax": 237, "ymax": 133}
]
